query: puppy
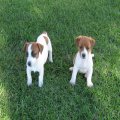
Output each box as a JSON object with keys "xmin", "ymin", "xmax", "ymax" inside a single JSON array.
[
  {"xmin": 24, "ymin": 32, "xmax": 53, "ymax": 87},
  {"xmin": 69, "ymin": 36, "xmax": 95, "ymax": 87}
]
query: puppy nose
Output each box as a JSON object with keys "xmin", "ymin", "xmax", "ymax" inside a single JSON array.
[
  {"xmin": 82, "ymin": 53, "xmax": 86, "ymax": 58},
  {"xmin": 28, "ymin": 61, "xmax": 31, "ymax": 67}
]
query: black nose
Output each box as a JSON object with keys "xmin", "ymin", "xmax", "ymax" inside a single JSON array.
[
  {"xmin": 28, "ymin": 61, "xmax": 31, "ymax": 67},
  {"xmin": 82, "ymin": 53, "xmax": 86, "ymax": 58}
]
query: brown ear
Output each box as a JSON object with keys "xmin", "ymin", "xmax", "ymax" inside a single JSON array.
[
  {"xmin": 37, "ymin": 43, "xmax": 43, "ymax": 53},
  {"xmin": 23, "ymin": 42, "xmax": 29, "ymax": 51},
  {"xmin": 75, "ymin": 36, "xmax": 82, "ymax": 47},
  {"xmin": 90, "ymin": 38, "xmax": 95, "ymax": 47}
]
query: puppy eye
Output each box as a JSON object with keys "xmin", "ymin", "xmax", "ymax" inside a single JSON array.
[
  {"xmin": 86, "ymin": 47, "xmax": 90, "ymax": 50},
  {"xmin": 31, "ymin": 51, "xmax": 37, "ymax": 57},
  {"xmin": 80, "ymin": 46, "xmax": 83, "ymax": 49},
  {"xmin": 86, "ymin": 47, "xmax": 89, "ymax": 50}
]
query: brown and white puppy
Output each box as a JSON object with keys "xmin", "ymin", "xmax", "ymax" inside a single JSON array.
[
  {"xmin": 24, "ymin": 32, "xmax": 53, "ymax": 87},
  {"xmin": 69, "ymin": 36, "xmax": 95, "ymax": 87}
]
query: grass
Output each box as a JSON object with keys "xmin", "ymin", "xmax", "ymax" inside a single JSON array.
[{"xmin": 0, "ymin": 0, "xmax": 120, "ymax": 119}]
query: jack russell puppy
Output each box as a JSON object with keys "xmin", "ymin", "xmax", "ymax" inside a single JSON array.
[
  {"xmin": 24, "ymin": 32, "xmax": 53, "ymax": 87},
  {"xmin": 69, "ymin": 36, "xmax": 95, "ymax": 87}
]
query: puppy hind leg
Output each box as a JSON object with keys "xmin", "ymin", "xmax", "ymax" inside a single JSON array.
[
  {"xmin": 48, "ymin": 51, "xmax": 53, "ymax": 62},
  {"xmin": 48, "ymin": 39, "xmax": 53, "ymax": 62},
  {"xmin": 85, "ymin": 73, "xmax": 88, "ymax": 78},
  {"xmin": 38, "ymin": 67, "xmax": 44, "ymax": 87}
]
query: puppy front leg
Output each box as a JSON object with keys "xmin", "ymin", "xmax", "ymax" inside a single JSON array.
[
  {"xmin": 87, "ymin": 68, "xmax": 93, "ymax": 87},
  {"xmin": 27, "ymin": 68, "xmax": 32, "ymax": 86},
  {"xmin": 70, "ymin": 66, "xmax": 78, "ymax": 85},
  {"xmin": 38, "ymin": 67, "xmax": 44, "ymax": 87}
]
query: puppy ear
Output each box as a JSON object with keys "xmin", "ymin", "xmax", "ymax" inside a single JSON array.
[
  {"xmin": 90, "ymin": 38, "xmax": 95, "ymax": 47},
  {"xmin": 23, "ymin": 42, "xmax": 29, "ymax": 51},
  {"xmin": 37, "ymin": 43, "xmax": 43, "ymax": 53},
  {"xmin": 75, "ymin": 36, "xmax": 82, "ymax": 47}
]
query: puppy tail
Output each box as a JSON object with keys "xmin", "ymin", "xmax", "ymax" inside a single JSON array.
[
  {"xmin": 69, "ymin": 67, "xmax": 73, "ymax": 71},
  {"xmin": 42, "ymin": 31, "xmax": 47, "ymax": 35}
]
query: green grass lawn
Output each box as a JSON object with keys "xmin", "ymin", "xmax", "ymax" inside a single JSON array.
[{"xmin": 0, "ymin": 0, "xmax": 120, "ymax": 119}]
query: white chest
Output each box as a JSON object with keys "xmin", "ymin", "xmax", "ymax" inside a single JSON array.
[
  {"xmin": 78, "ymin": 61, "xmax": 89, "ymax": 73},
  {"xmin": 30, "ymin": 57, "xmax": 45, "ymax": 72},
  {"xmin": 75, "ymin": 52, "xmax": 93, "ymax": 73}
]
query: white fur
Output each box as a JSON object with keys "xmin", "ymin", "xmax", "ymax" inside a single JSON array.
[
  {"xmin": 26, "ymin": 33, "xmax": 53, "ymax": 87},
  {"xmin": 69, "ymin": 47, "xmax": 94, "ymax": 87}
]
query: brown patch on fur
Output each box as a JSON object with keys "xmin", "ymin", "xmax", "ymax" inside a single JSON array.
[
  {"xmin": 43, "ymin": 36, "xmax": 48, "ymax": 44},
  {"xmin": 75, "ymin": 36, "xmax": 95, "ymax": 53},
  {"xmin": 37, "ymin": 43, "xmax": 43, "ymax": 53},
  {"xmin": 31, "ymin": 43, "xmax": 43, "ymax": 58},
  {"xmin": 23, "ymin": 42, "xmax": 30, "ymax": 51}
]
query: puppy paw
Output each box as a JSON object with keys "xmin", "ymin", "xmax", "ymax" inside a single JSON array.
[
  {"xmin": 87, "ymin": 82, "xmax": 93, "ymax": 87},
  {"xmin": 49, "ymin": 57, "xmax": 53, "ymax": 63},
  {"xmin": 91, "ymin": 54, "xmax": 94, "ymax": 57},
  {"xmin": 69, "ymin": 67, "xmax": 73, "ymax": 71},
  {"xmin": 70, "ymin": 80, "xmax": 75, "ymax": 85},
  {"xmin": 27, "ymin": 80, "xmax": 32, "ymax": 86},
  {"xmin": 49, "ymin": 59, "xmax": 53, "ymax": 63},
  {"xmin": 38, "ymin": 81, "xmax": 43, "ymax": 87}
]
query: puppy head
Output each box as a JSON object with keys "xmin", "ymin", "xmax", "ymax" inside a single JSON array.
[
  {"xmin": 76, "ymin": 36, "xmax": 95, "ymax": 59},
  {"xmin": 24, "ymin": 42, "xmax": 43, "ymax": 67}
]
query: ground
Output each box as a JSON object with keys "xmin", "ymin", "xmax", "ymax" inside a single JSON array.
[{"xmin": 0, "ymin": 0, "xmax": 120, "ymax": 120}]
